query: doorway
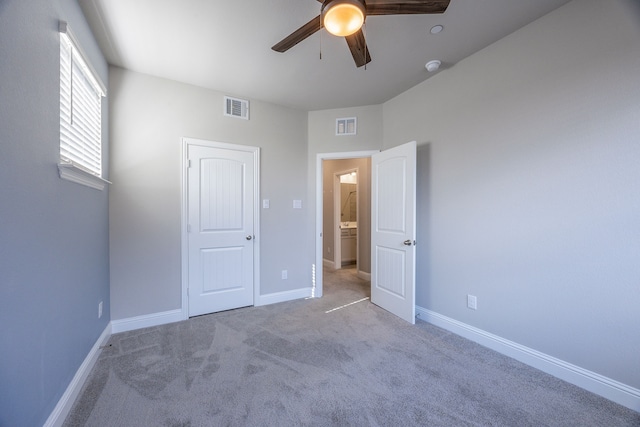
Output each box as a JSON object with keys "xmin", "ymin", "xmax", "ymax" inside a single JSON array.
[
  {"xmin": 324, "ymin": 159, "xmax": 370, "ymax": 280},
  {"xmin": 315, "ymin": 142, "xmax": 417, "ymax": 323},
  {"xmin": 315, "ymin": 151, "xmax": 377, "ymax": 298}
]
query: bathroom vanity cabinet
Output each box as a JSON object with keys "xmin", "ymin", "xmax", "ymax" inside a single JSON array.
[{"xmin": 340, "ymin": 223, "xmax": 357, "ymax": 265}]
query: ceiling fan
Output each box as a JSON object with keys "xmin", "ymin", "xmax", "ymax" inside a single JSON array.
[{"xmin": 272, "ymin": 0, "xmax": 451, "ymax": 67}]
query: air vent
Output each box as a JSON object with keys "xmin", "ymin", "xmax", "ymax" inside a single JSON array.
[
  {"xmin": 224, "ymin": 96, "xmax": 249, "ymax": 120},
  {"xmin": 336, "ymin": 117, "xmax": 356, "ymax": 135}
]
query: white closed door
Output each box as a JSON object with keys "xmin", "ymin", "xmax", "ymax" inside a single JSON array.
[
  {"xmin": 187, "ymin": 143, "xmax": 255, "ymax": 317},
  {"xmin": 371, "ymin": 141, "xmax": 417, "ymax": 324}
]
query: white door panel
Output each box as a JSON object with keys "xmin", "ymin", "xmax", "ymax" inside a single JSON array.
[
  {"xmin": 188, "ymin": 144, "xmax": 255, "ymax": 317},
  {"xmin": 371, "ymin": 141, "xmax": 416, "ymax": 324}
]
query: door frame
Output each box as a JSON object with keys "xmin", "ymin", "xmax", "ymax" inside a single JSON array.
[
  {"xmin": 181, "ymin": 137, "xmax": 261, "ymax": 320},
  {"xmin": 333, "ymin": 168, "xmax": 359, "ymax": 270},
  {"xmin": 315, "ymin": 150, "xmax": 378, "ymax": 298}
]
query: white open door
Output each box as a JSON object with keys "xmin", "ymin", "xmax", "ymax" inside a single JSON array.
[
  {"xmin": 371, "ymin": 141, "xmax": 417, "ymax": 324},
  {"xmin": 187, "ymin": 142, "xmax": 256, "ymax": 317}
]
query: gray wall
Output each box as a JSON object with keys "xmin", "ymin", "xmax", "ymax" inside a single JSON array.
[
  {"xmin": 109, "ymin": 68, "xmax": 310, "ymax": 320},
  {"xmin": 383, "ymin": 0, "xmax": 640, "ymax": 388},
  {"xmin": 308, "ymin": 106, "xmax": 383, "ymax": 155},
  {"xmin": 0, "ymin": 1, "xmax": 110, "ymax": 425},
  {"xmin": 322, "ymin": 158, "xmax": 372, "ymax": 273}
]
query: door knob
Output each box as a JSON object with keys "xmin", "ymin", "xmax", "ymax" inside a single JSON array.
[
  {"xmin": 403, "ymin": 240, "xmax": 412, "ymax": 246},
  {"xmin": 246, "ymin": 235, "xmax": 253, "ymax": 240}
]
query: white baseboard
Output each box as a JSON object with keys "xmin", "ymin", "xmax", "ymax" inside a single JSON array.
[
  {"xmin": 44, "ymin": 323, "xmax": 111, "ymax": 427},
  {"xmin": 357, "ymin": 270, "xmax": 371, "ymax": 281},
  {"xmin": 323, "ymin": 258, "xmax": 335, "ymax": 269},
  {"xmin": 111, "ymin": 308, "xmax": 184, "ymax": 334},
  {"xmin": 415, "ymin": 306, "xmax": 640, "ymax": 412},
  {"xmin": 110, "ymin": 289, "xmax": 314, "ymax": 334},
  {"xmin": 256, "ymin": 287, "xmax": 313, "ymax": 306}
]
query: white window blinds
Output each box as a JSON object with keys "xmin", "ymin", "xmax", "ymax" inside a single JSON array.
[{"xmin": 59, "ymin": 22, "xmax": 106, "ymax": 177}]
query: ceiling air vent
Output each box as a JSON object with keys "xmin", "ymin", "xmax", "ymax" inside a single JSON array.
[{"xmin": 224, "ymin": 96, "xmax": 249, "ymax": 120}]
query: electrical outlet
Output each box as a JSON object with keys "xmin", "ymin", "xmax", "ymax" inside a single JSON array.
[
  {"xmin": 98, "ymin": 301, "xmax": 103, "ymax": 318},
  {"xmin": 282, "ymin": 270, "xmax": 288, "ymax": 280},
  {"xmin": 467, "ymin": 295, "xmax": 477, "ymax": 310}
]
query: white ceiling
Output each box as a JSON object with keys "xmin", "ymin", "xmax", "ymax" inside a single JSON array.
[{"xmin": 79, "ymin": 0, "xmax": 572, "ymax": 111}]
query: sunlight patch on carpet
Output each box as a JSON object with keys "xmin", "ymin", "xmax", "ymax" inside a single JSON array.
[{"xmin": 325, "ymin": 297, "xmax": 369, "ymax": 314}]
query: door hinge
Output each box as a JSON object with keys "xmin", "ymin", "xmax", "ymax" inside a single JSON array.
[{"xmin": 187, "ymin": 159, "xmax": 192, "ymax": 168}]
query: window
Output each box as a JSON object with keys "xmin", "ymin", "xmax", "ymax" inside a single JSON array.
[{"xmin": 58, "ymin": 21, "xmax": 108, "ymax": 190}]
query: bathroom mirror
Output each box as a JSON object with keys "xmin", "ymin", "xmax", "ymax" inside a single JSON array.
[{"xmin": 341, "ymin": 184, "xmax": 357, "ymax": 221}]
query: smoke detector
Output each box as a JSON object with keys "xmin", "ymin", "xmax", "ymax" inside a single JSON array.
[{"xmin": 425, "ymin": 60, "xmax": 441, "ymax": 72}]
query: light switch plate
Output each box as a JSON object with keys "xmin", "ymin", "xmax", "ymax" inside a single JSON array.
[{"xmin": 467, "ymin": 295, "xmax": 477, "ymax": 310}]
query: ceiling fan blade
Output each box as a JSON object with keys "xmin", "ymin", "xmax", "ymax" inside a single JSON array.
[
  {"xmin": 272, "ymin": 15, "xmax": 322, "ymax": 52},
  {"xmin": 367, "ymin": 0, "xmax": 450, "ymax": 16},
  {"xmin": 345, "ymin": 29, "xmax": 371, "ymax": 68}
]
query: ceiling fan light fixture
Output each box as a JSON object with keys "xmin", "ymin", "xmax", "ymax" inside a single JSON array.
[{"xmin": 322, "ymin": 0, "xmax": 366, "ymax": 37}]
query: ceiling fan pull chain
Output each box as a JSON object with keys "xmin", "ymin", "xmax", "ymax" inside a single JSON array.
[
  {"xmin": 363, "ymin": 22, "xmax": 367, "ymax": 71},
  {"xmin": 319, "ymin": 15, "xmax": 323, "ymax": 60}
]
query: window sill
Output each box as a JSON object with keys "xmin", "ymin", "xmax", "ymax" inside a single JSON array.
[{"xmin": 58, "ymin": 163, "xmax": 111, "ymax": 191}]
